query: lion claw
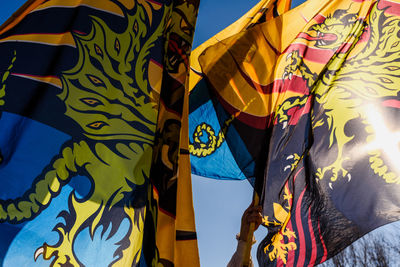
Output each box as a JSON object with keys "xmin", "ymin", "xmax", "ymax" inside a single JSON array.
[
  {"xmin": 34, "ymin": 246, "xmax": 44, "ymax": 261},
  {"xmin": 286, "ymin": 52, "xmax": 293, "ymax": 60},
  {"xmin": 282, "ymin": 71, "xmax": 288, "ymax": 80}
]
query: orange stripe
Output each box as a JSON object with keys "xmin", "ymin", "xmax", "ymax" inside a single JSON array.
[
  {"xmin": 148, "ymin": 59, "xmax": 163, "ymax": 94},
  {"xmin": 12, "ymin": 73, "xmax": 62, "ymax": 89},
  {"xmin": 0, "ymin": 0, "xmax": 129, "ymax": 37},
  {"xmin": 32, "ymin": 0, "xmax": 125, "ymax": 17},
  {"xmin": 0, "ymin": 0, "xmax": 47, "ymax": 36},
  {"xmin": 228, "ymin": 78, "xmax": 246, "ymax": 106},
  {"xmin": 277, "ymin": 0, "xmax": 292, "ymax": 14},
  {"xmin": 0, "ymin": 33, "xmax": 75, "ymax": 47}
]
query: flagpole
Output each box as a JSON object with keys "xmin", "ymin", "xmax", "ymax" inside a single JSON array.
[{"xmin": 241, "ymin": 191, "xmax": 260, "ymax": 267}]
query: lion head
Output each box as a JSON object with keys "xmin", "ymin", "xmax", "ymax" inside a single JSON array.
[{"xmin": 300, "ymin": 8, "xmax": 360, "ymax": 50}]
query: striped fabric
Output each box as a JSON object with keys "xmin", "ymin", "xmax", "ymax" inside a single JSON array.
[
  {"xmin": 0, "ymin": 0, "xmax": 199, "ymax": 266},
  {"xmin": 189, "ymin": 0, "xmax": 400, "ymax": 266}
]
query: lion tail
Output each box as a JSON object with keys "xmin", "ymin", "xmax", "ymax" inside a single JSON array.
[{"xmin": 0, "ymin": 143, "xmax": 81, "ymax": 223}]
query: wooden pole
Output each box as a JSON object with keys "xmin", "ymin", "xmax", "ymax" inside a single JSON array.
[{"xmin": 241, "ymin": 191, "xmax": 260, "ymax": 267}]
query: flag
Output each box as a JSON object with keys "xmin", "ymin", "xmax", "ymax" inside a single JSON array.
[
  {"xmin": 150, "ymin": 0, "xmax": 201, "ymax": 265},
  {"xmin": 189, "ymin": 0, "xmax": 292, "ymax": 181},
  {"xmin": 189, "ymin": 0, "xmax": 400, "ymax": 265},
  {"xmin": 0, "ymin": 0, "xmax": 199, "ymax": 266}
]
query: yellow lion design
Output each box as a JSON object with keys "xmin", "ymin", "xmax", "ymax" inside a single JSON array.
[
  {"xmin": 278, "ymin": 3, "xmax": 400, "ymax": 185},
  {"xmin": 0, "ymin": 2, "xmax": 168, "ymax": 266},
  {"xmin": 263, "ymin": 186, "xmax": 297, "ymax": 264}
]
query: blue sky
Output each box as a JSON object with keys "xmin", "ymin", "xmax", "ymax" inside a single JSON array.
[
  {"xmin": 193, "ymin": 0, "xmax": 305, "ymax": 47},
  {"xmin": 0, "ymin": 1, "xmax": 27, "ymax": 24},
  {"xmin": 0, "ymin": 1, "xmax": 307, "ymax": 267}
]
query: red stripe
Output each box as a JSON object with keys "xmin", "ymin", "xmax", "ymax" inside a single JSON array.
[
  {"xmin": 286, "ymin": 43, "xmax": 337, "ymax": 64},
  {"xmin": 261, "ymin": 29, "xmax": 280, "ymax": 55},
  {"xmin": 233, "ymin": 53, "xmax": 307, "ymax": 95},
  {"xmin": 285, "ymin": 220, "xmax": 295, "ymax": 267},
  {"xmin": 313, "ymin": 14, "xmax": 326, "ymax": 24},
  {"xmin": 294, "ymin": 167, "xmax": 304, "ymax": 183},
  {"xmin": 282, "ymin": 169, "xmax": 304, "ymax": 266},
  {"xmin": 295, "ymin": 188, "xmax": 307, "ymax": 267},
  {"xmin": 215, "ymin": 92, "xmax": 272, "ymax": 130},
  {"xmin": 383, "ymin": 99, "xmax": 400, "ymax": 108},
  {"xmin": 307, "ymin": 208, "xmax": 317, "ymax": 266},
  {"xmin": 152, "ymin": 184, "xmax": 159, "ymax": 197},
  {"xmin": 213, "ymin": 78, "xmax": 309, "ymax": 129},
  {"xmin": 358, "ymin": 24, "xmax": 371, "ymax": 45},
  {"xmin": 11, "ymin": 73, "xmax": 59, "ymax": 79},
  {"xmin": 284, "ymin": 181, "xmax": 295, "ymax": 267},
  {"xmin": 378, "ymin": 1, "xmax": 400, "ymax": 16},
  {"xmin": 159, "ymin": 207, "xmax": 176, "ymax": 219},
  {"xmin": 146, "ymin": 0, "xmax": 163, "ymax": 7},
  {"xmin": 150, "ymin": 58, "xmax": 163, "ymax": 68},
  {"xmin": 72, "ymin": 30, "xmax": 86, "ymax": 35},
  {"xmin": 1, "ymin": 31, "xmax": 73, "ymax": 36},
  {"xmin": 236, "ymin": 62, "xmax": 274, "ymax": 94},
  {"xmin": 337, "ymin": 41, "xmax": 353, "ymax": 54},
  {"xmin": 317, "ymin": 218, "xmax": 328, "ymax": 263},
  {"xmin": 275, "ymin": 77, "xmax": 309, "ymax": 95},
  {"xmin": 151, "ymin": 182, "xmax": 176, "ymax": 220},
  {"xmin": 151, "ymin": 184, "xmax": 177, "ymax": 218},
  {"xmin": 284, "ymin": 95, "xmax": 311, "ymax": 126},
  {"xmin": 285, "ymin": 43, "xmax": 334, "ymax": 64}
]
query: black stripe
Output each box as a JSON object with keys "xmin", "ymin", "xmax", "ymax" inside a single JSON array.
[
  {"xmin": 2, "ymin": 77, "xmax": 80, "ymax": 137},
  {"xmin": 0, "ymin": 43, "xmax": 77, "ymax": 77},
  {"xmin": 1, "ymin": 6, "xmax": 126, "ymax": 39},
  {"xmin": 272, "ymin": 2, "xmax": 279, "ymax": 18},
  {"xmin": 176, "ymin": 230, "xmax": 197, "ymax": 241}
]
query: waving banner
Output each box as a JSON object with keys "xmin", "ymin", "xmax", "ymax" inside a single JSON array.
[
  {"xmin": 0, "ymin": 0, "xmax": 199, "ymax": 266},
  {"xmin": 189, "ymin": 0, "xmax": 292, "ymax": 181},
  {"xmin": 189, "ymin": 0, "xmax": 400, "ymax": 265}
]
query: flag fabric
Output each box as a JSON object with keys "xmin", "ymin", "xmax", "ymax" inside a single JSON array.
[
  {"xmin": 189, "ymin": 0, "xmax": 292, "ymax": 181},
  {"xmin": 189, "ymin": 0, "xmax": 400, "ymax": 265},
  {"xmin": 0, "ymin": 0, "xmax": 199, "ymax": 266},
  {"xmin": 150, "ymin": 0, "xmax": 200, "ymax": 265}
]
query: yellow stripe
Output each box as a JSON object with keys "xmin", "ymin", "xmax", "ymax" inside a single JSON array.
[
  {"xmin": 0, "ymin": 33, "xmax": 75, "ymax": 47},
  {"xmin": 260, "ymin": 0, "xmax": 324, "ymax": 53},
  {"xmin": 277, "ymin": 0, "xmax": 292, "ymax": 15},
  {"xmin": 33, "ymin": 0, "xmax": 125, "ymax": 17},
  {"xmin": 148, "ymin": 60, "xmax": 163, "ymax": 94},
  {"xmin": 0, "ymin": 0, "xmax": 133, "ymax": 36},
  {"xmin": 189, "ymin": 0, "xmax": 275, "ymax": 91},
  {"xmin": 156, "ymin": 211, "xmax": 175, "ymax": 263},
  {"xmin": 0, "ymin": 0, "xmax": 47, "ymax": 36},
  {"xmin": 12, "ymin": 73, "xmax": 62, "ymax": 89}
]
